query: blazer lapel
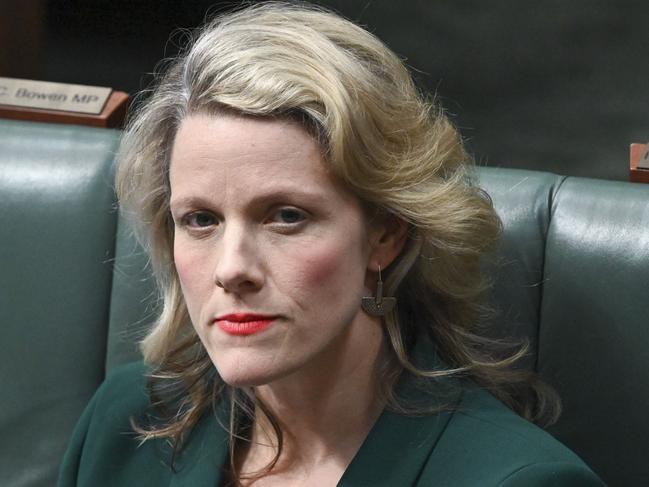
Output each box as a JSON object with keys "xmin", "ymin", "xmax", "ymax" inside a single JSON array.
[
  {"xmin": 338, "ymin": 392, "xmax": 461, "ymax": 486},
  {"xmin": 339, "ymin": 333, "xmax": 461, "ymax": 486}
]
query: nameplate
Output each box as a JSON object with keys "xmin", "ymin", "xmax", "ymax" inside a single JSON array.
[{"xmin": 0, "ymin": 77, "xmax": 112, "ymax": 115}]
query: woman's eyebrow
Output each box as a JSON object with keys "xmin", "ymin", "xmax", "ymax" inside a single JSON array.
[
  {"xmin": 246, "ymin": 188, "xmax": 328, "ymax": 205},
  {"xmin": 169, "ymin": 195, "xmax": 212, "ymax": 212},
  {"xmin": 169, "ymin": 189, "xmax": 328, "ymax": 211}
]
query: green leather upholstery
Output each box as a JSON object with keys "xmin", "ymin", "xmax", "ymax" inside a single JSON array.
[
  {"xmin": 0, "ymin": 120, "xmax": 120, "ymax": 486},
  {"xmin": 539, "ymin": 178, "xmax": 649, "ymax": 486},
  {"xmin": 105, "ymin": 219, "xmax": 157, "ymax": 370},
  {"xmin": 1, "ymin": 119, "xmax": 647, "ymax": 486},
  {"xmin": 481, "ymin": 170, "xmax": 649, "ymax": 485},
  {"xmin": 477, "ymin": 169, "xmax": 565, "ymax": 369}
]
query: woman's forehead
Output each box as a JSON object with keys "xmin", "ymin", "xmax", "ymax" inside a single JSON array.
[
  {"xmin": 171, "ymin": 114, "xmax": 323, "ymax": 169},
  {"xmin": 168, "ymin": 114, "xmax": 357, "ymax": 210}
]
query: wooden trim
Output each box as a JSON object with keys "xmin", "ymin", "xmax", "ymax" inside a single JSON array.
[
  {"xmin": 0, "ymin": 90, "xmax": 130, "ymax": 128},
  {"xmin": 630, "ymin": 143, "xmax": 649, "ymax": 184}
]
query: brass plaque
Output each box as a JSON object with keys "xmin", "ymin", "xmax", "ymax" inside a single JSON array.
[{"xmin": 0, "ymin": 77, "xmax": 112, "ymax": 115}]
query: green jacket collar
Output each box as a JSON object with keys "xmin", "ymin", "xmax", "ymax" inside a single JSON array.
[{"xmin": 169, "ymin": 335, "xmax": 458, "ymax": 486}]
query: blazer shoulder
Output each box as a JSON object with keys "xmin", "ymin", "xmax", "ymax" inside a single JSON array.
[
  {"xmin": 58, "ymin": 361, "xmax": 166, "ymax": 487},
  {"xmin": 417, "ymin": 387, "xmax": 604, "ymax": 486},
  {"xmin": 91, "ymin": 361, "xmax": 151, "ymax": 421},
  {"xmin": 497, "ymin": 461, "xmax": 606, "ymax": 486},
  {"xmin": 454, "ymin": 387, "xmax": 587, "ymax": 462}
]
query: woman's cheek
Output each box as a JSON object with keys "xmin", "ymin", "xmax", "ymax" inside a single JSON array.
[
  {"xmin": 173, "ymin": 243, "xmax": 193, "ymax": 286},
  {"xmin": 174, "ymin": 243, "xmax": 210, "ymax": 310},
  {"xmin": 299, "ymin": 243, "xmax": 363, "ymax": 293}
]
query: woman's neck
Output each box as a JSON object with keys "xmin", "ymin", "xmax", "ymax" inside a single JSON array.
[{"xmin": 237, "ymin": 318, "xmax": 389, "ymax": 483}]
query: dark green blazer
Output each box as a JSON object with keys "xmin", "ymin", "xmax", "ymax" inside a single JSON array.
[{"xmin": 58, "ymin": 361, "xmax": 605, "ymax": 486}]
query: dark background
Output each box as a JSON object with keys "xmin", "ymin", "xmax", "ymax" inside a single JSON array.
[{"xmin": 2, "ymin": 0, "xmax": 648, "ymax": 180}]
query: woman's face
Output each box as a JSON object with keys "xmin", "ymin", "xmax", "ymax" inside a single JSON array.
[{"xmin": 169, "ymin": 114, "xmax": 384, "ymax": 387}]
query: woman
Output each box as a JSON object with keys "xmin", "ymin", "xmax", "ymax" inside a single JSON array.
[{"xmin": 59, "ymin": 2, "xmax": 604, "ymax": 486}]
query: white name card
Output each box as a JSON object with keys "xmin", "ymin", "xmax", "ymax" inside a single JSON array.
[
  {"xmin": 638, "ymin": 145, "xmax": 649, "ymax": 170},
  {"xmin": 0, "ymin": 77, "xmax": 112, "ymax": 115}
]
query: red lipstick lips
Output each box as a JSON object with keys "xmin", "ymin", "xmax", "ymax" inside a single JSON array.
[{"xmin": 214, "ymin": 313, "xmax": 276, "ymax": 336}]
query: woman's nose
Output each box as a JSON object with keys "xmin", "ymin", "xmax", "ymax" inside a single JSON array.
[{"xmin": 212, "ymin": 223, "xmax": 264, "ymax": 294}]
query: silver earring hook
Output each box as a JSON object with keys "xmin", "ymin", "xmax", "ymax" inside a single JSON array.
[
  {"xmin": 375, "ymin": 265, "xmax": 384, "ymax": 305},
  {"xmin": 361, "ymin": 264, "xmax": 396, "ymax": 316}
]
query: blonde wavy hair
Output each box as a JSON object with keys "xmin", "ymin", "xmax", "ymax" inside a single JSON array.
[{"xmin": 116, "ymin": 0, "xmax": 558, "ymax": 479}]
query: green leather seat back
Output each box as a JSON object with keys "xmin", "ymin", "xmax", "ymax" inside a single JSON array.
[
  {"xmin": 476, "ymin": 168, "xmax": 565, "ymax": 369},
  {"xmin": 0, "ymin": 120, "xmax": 120, "ymax": 486},
  {"xmin": 479, "ymin": 168, "xmax": 649, "ymax": 486},
  {"xmin": 539, "ymin": 177, "xmax": 649, "ymax": 486},
  {"xmin": 104, "ymin": 218, "xmax": 158, "ymax": 370}
]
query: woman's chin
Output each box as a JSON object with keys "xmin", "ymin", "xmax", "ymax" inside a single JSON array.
[
  {"xmin": 212, "ymin": 358, "xmax": 291, "ymax": 388},
  {"xmin": 219, "ymin": 371, "xmax": 272, "ymax": 388}
]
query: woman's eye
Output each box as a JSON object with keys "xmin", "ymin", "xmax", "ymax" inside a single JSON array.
[
  {"xmin": 271, "ymin": 208, "xmax": 306, "ymax": 225},
  {"xmin": 184, "ymin": 211, "xmax": 216, "ymax": 228}
]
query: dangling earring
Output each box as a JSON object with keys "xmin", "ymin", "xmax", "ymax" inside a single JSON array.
[{"xmin": 361, "ymin": 265, "xmax": 396, "ymax": 316}]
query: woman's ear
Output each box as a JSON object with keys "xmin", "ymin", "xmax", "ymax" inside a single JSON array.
[{"xmin": 367, "ymin": 214, "xmax": 409, "ymax": 271}]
